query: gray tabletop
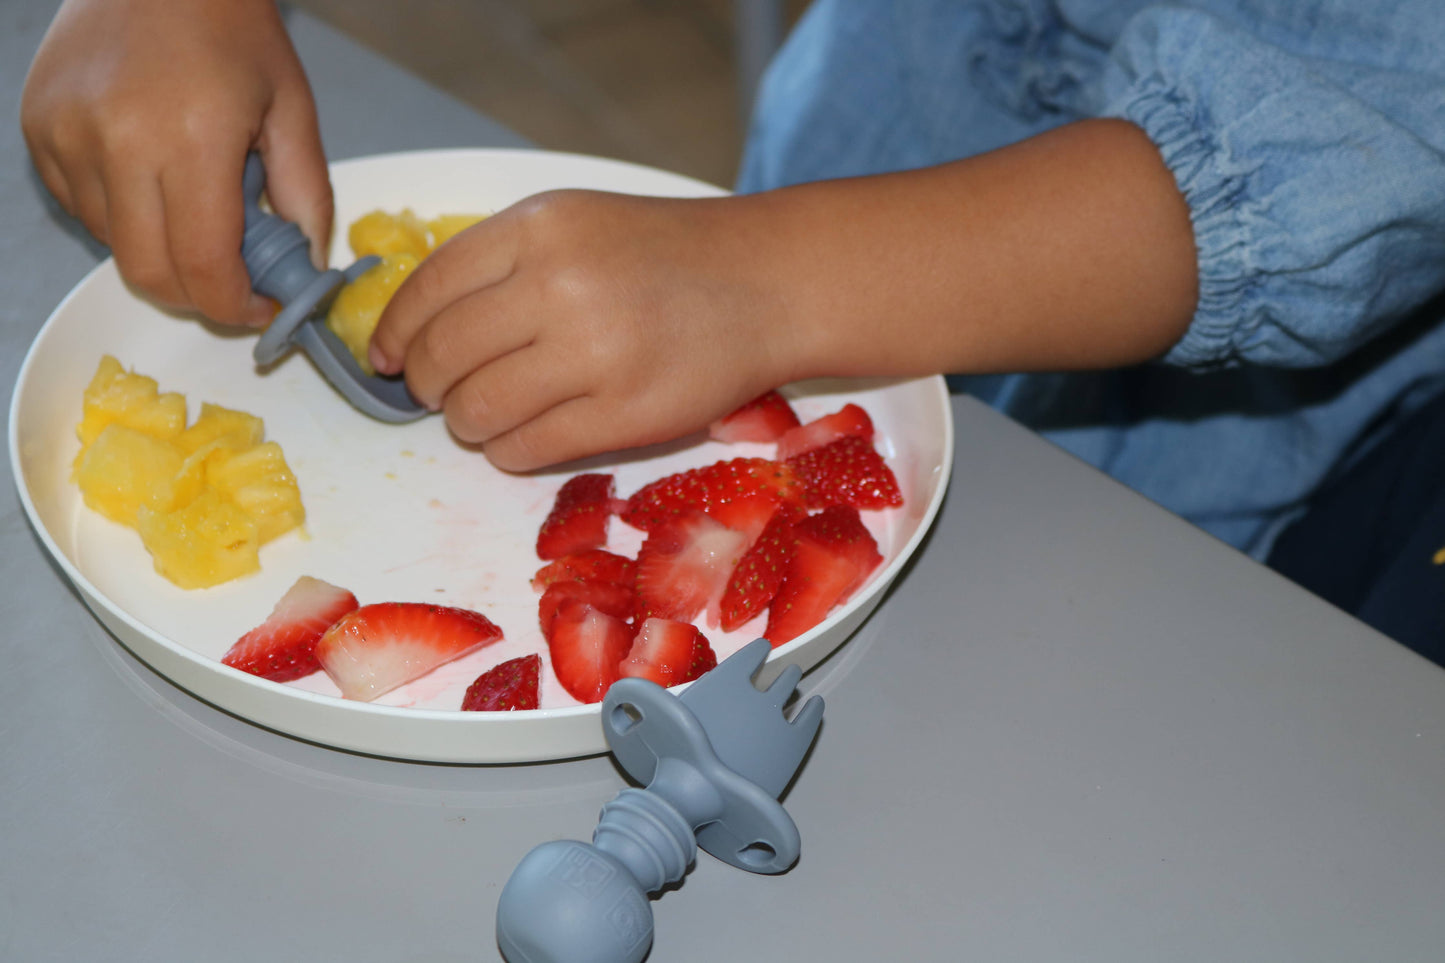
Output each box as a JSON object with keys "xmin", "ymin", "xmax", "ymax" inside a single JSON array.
[{"xmin": 5, "ymin": 5, "xmax": 1445, "ymax": 962}]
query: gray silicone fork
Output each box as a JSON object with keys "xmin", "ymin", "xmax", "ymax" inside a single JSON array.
[
  {"xmin": 495, "ymin": 638, "xmax": 825, "ymax": 963},
  {"xmin": 240, "ymin": 153, "xmax": 427, "ymax": 423}
]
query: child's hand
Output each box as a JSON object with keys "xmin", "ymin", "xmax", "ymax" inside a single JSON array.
[
  {"xmin": 369, "ymin": 190, "xmax": 799, "ymax": 472},
  {"xmin": 21, "ymin": 0, "xmax": 332, "ymax": 327}
]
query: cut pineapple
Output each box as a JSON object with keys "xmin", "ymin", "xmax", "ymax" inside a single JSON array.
[
  {"xmin": 324, "ymin": 253, "xmax": 418, "ymax": 374},
  {"xmin": 74, "ymin": 424, "xmax": 187, "ymax": 525},
  {"xmin": 75, "ymin": 355, "xmax": 186, "ymax": 462},
  {"xmin": 348, "ymin": 208, "xmax": 430, "ymax": 260},
  {"xmin": 137, "ymin": 490, "xmax": 261, "ymax": 590},
  {"xmin": 426, "ymin": 213, "xmax": 485, "ymax": 249},
  {"xmin": 73, "ymin": 356, "xmax": 305, "ymax": 589}
]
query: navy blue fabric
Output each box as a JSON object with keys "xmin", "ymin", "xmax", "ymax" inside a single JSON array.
[{"xmin": 1267, "ymin": 386, "xmax": 1445, "ymax": 666}]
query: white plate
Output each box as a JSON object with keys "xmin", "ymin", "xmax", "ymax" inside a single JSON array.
[{"xmin": 9, "ymin": 149, "xmax": 953, "ymax": 763}]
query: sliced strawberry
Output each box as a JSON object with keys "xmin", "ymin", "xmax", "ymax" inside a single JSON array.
[
  {"xmin": 765, "ymin": 506, "xmax": 883, "ymax": 646},
  {"xmin": 620, "ymin": 457, "xmax": 804, "ymax": 535},
  {"xmin": 222, "ymin": 575, "xmax": 358, "ymax": 682},
  {"xmin": 531, "ymin": 549, "xmax": 637, "ymax": 591},
  {"xmin": 633, "ymin": 512, "xmax": 749, "ymax": 625},
  {"xmin": 536, "ymin": 473, "xmax": 615, "ymax": 560},
  {"xmin": 538, "ymin": 579, "xmax": 637, "ymax": 637},
  {"xmin": 619, "ymin": 618, "xmax": 717, "ymax": 687},
  {"xmin": 717, "ymin": 503, "xmax": 805, "ymax": 632},
  {"xmin": 315, "ymin": 602, "xmax": 504, "ymax": 701},
  {"xmin": 708, "ymin": 390, "xmax": 801, "ymax": 444},
  {"xmin": 787, "ymin": 434, "xmax": 904, "ymax": 510},
  {"xmin": 548, "ymin": 599, "xmax": 634, "ymax": 703},
  {"xmin": 461, "ymin": 653, "xmax": 541, "ymax": 711},
  {"xmin": 775, "ymin": 403, "xmax": 874, "ymax": 461}
]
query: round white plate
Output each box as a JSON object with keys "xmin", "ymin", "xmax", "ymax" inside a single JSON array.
[{"xmin": 9, "ymin": 149, "xmax": 953, "ymax": 763}]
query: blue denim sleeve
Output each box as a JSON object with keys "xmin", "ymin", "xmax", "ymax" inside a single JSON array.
[{"xmin": 1096, "ymin": 5, "xmax": 1445, "ymax": 370}]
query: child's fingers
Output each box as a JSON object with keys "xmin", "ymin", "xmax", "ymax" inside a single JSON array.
[
  {"xmin": 258, "ymin": 109, "xmax": 333, "ymax": 269},
  {"xmin": 440, "ymin": 344, "xmax": 589, "ymax": 448},
  {"xmin": 104, "ymin": 166, "xmax": 189, "ymax": 310},
  {"xmin": 477, "ymin": 395, "xmax": 633, "ymax": 474},
  {"xmin": 161, "ymin": 150, "xmax": 265, "ymax": 326},
  {"xmin": 395, "ymin": 285, "xmax": 538, "ymax": 410},
  {"xmin": 370, "ymin": 217, "xmax": 519, "ymax": 373}
]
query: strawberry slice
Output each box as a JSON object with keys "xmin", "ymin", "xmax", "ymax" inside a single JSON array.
[
  {"xmin": 222, "ymin": 575, "xmax": 358, "ymax": 682},
  {"xmin": 538, "ymin": 579, "xmax": 636, "ymax": 637},
  {"xmin": 531, "ymin": 549, "xmax": 637, "ymax": 591},
  {"xmin": 536, "ymin": 473, "xmax": 615, "ymax": 560},
  {"xmin": 619, "ymin": 618, "xmax": 717, "ymax": 687},
  {"xmin": 787, "ymin": 434, "xmax": 904, "ymax": 510},
  {"xmin": 775, "ymin": 403, "xmax": 874, "ymax": 461},
  {"xmin": 620, "ymin": 457, "xmax": 804, "ymax": 535},
  {"xmin": 765, "ymin": 506, "xmax": 883, "ymax": 646},
  {"xmin": 548, "ymin": 599, "xmax": 634, "ymax": 703},
  {"xmin": 315, "ymin": 602, "xmax": 504, "ymax": 701},
  {"xmin": 633, "ymin": 511, "xmax": 749, "ymax": 625},
  {"xmin": 718, "ymin": 503, "xmax": 804, "ymax": 632},
  {"xmin": 708, "ymin": 390, "xmax": 801, "ymax": 444},
  {"xmin": 461, "ymin": 653, "xmax": 541, "ymax": 711}
]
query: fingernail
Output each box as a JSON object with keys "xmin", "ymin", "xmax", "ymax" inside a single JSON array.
[
  {"xmin": 368, "ymin": 342, "xmax": 395, "ymax": 374},
  {"xmin": 243, "ymin": 295, "xmax": 279, "ymax": 329}
]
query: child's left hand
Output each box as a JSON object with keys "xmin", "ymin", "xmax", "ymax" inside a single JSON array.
[{"xmin": 368, "ymin": 189, "xmax": 798, "ymax": 472}]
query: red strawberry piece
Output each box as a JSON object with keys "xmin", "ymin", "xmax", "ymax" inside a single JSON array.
[
  {"xmin": 461, "ymin": 653, "xmax": 541, "ymax": 711},
  {"xmin": 718, "ymin": 503, "xmax": 805, "ymax": 632},
  {"xmin": 619, "ymin": 618, "xmax": 717, "ymax": 688},
  {"xmin": 315, "ymin": 602, "xmax": 504, "ymax": 701},
  {"xmin": 708, "ymin": 390, "xmax": 801, "ymax": 444},
  {"xmin": 536, "ymin": 473, "xmax": 615, "ymax": 560},
  {"xmin": 620, "ymin": 457, "xmax": 804, "ymax": 535},
  {"xmin": 538, "ymin": 579, "xmax": 637, "ymax": 638},
  {"xmin": 531, "ymin": 549, "xmax": 637, "ymax": 591},
  {"xmin": 548, "ymin": 599, "xmax": 635, "ymax": 703},
  {"xmin": 765, "ymin": 505, "xmax": 883, "ymax": 646},
  {"xmin": 222, "ymin": 575, "xmax": 359, "ymax": 682},
  {"xmin": 634, "ymin": 511, "xmax": 749, "ymax": 626},
  {"xmin": 786, "ymin": 434, "xmax": 904, "ymax": 510},
  {"xmin": 775, "ymin": 403, "xmax": 875, "ymax": 461}
]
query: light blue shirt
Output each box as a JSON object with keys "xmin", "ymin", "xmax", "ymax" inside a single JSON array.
[{"xmin": 738, "ymin": 0, "xmax": 1445, "ymax": 558}]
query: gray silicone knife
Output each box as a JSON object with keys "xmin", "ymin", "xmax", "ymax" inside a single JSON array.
[{"xmin": 240, "ymin": 153, "xmax": 427, "ymax": 423}]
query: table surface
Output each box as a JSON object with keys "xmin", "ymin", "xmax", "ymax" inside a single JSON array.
[{"xmin": 5, "ymin": 5, "xmax": 1445, "ymax": 962}]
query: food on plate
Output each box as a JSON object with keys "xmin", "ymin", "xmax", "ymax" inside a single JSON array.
[
  {"xmin": 620, "ymin": 456, "xmax": 804, "ymax": 541},
  {"xmin": 786, "ymin": 434, "xmax": 903, "ymax": 510},
  {"xmin": 535, "ymin": 473, "xmax": 616, "ymax": 560},
  {"xmin": 619, "ymin": 618, "xmax": 718, "ymax": 688},
  {"xmin": 717, "ymin": 503, "xmax": 806, "ymax": 632},
  {"xmin": 775, "ymin": 402, "xmax": 874, "ymax": 460},
  {"xmin": 633, "ymin": 512, "xmax": 748, "ymax": 625},
  {"xmin": 765, "ymin": 505, "xmax": 883, "ymax": 645},
  {"xmin": 315, "ymin": 601, "xmax": 504, "ymax": 701},
  {"xmin": 325, "ymin": 208, "xmax": 488, "ymax": 373},
  {"xmin": 222, "ymin": 576, "xmax": 360, "ymax": 681},
  {"xmin": 707, "ymin": 389, "xmax": 800, "ymax": 444},
  {"xmin": 531, "ymin": 549, "xmax": 636, "ymax": 591},
  {"xmin": 73, "ymin": 356, "xmax": 305, "ymax": 589},
  {"xmin": 545, "ymin": 597, "xmax": 635, "ymax": 703},
  {"xmin": 462, "ymin": 654, "xmax": 541, "ymax": 711}
]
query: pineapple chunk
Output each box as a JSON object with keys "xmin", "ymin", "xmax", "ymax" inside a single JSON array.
[
  {"xmin": 348, "ymin": 209, "xmax": 430, "ymax": 260},
  {"xmin": 137, "ymin": 490, "xmax": 261, "ymax": 590},
  {"xmin": 324, "ymin": 253, "xmax": 418, "ymax": 374},
  {"xmin": 206, "ymin": 442, "xmax": 305, "ymax": 544},
  {"xmin": 177, "ymin": 403, "xmax": 264, "ymax": 454},
  {"xmin": 425, "ymin": 213, "xmax": 486, "ymax": 249},
  {"xmin": 74, "ymin": 424, "xmax": 186, "ymax": 525},
  {"xmin": 76, "ymin": 355, "xmax": 186, "ymax": 459}
]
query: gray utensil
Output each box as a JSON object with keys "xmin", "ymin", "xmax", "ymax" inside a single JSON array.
[
  {"xmin": 495, "ymin": 638, "xmax": 824, "ymax": 963},
  {"xmin": 240, "ymin": 153, "xmax": 427, "ymax": 423}
]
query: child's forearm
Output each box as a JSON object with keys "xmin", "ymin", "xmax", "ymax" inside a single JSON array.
[{"xmin": 741, "ymin": 119, "xmax": 1199, "ymax": 382}]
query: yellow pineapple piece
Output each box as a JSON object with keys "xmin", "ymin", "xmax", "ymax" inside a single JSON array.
[
  {"xmin": 177, "ymin": 403, "xmax": 264, "ymax": 454},
  {"xmin": 137, "ymin": 490, "xmax": 261, "ymax": 590},
  {"xmin": 205, "ymin": 442, "xmax": 305, "ymax": 544},
  {"xmin": 347, "ymin": 209, "xmax": 430, "ymax": 260},
  {"xmin": 324, "ymin": 253, "xmax": 419, "ymax": 374},
  {"xmin": 74, "ymin": 424, "xmax": 186, "ymax": 525},
  {"xmin": 425, "ymin": 213, "xmax": 486, "ymax": 249},
  {"xmin": 76, "ymin": 355, "xmax": 187, "ymax": 459}
]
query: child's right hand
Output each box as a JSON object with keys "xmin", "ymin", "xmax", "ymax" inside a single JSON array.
[{"xmin": 20, "ymin": 0, "xmax": 333, "ymax": 327}]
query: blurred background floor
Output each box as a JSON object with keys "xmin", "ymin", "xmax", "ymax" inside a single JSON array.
[{"xmin": 291, "ymin": 0, "xmax": 810, "ymax": 189}]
